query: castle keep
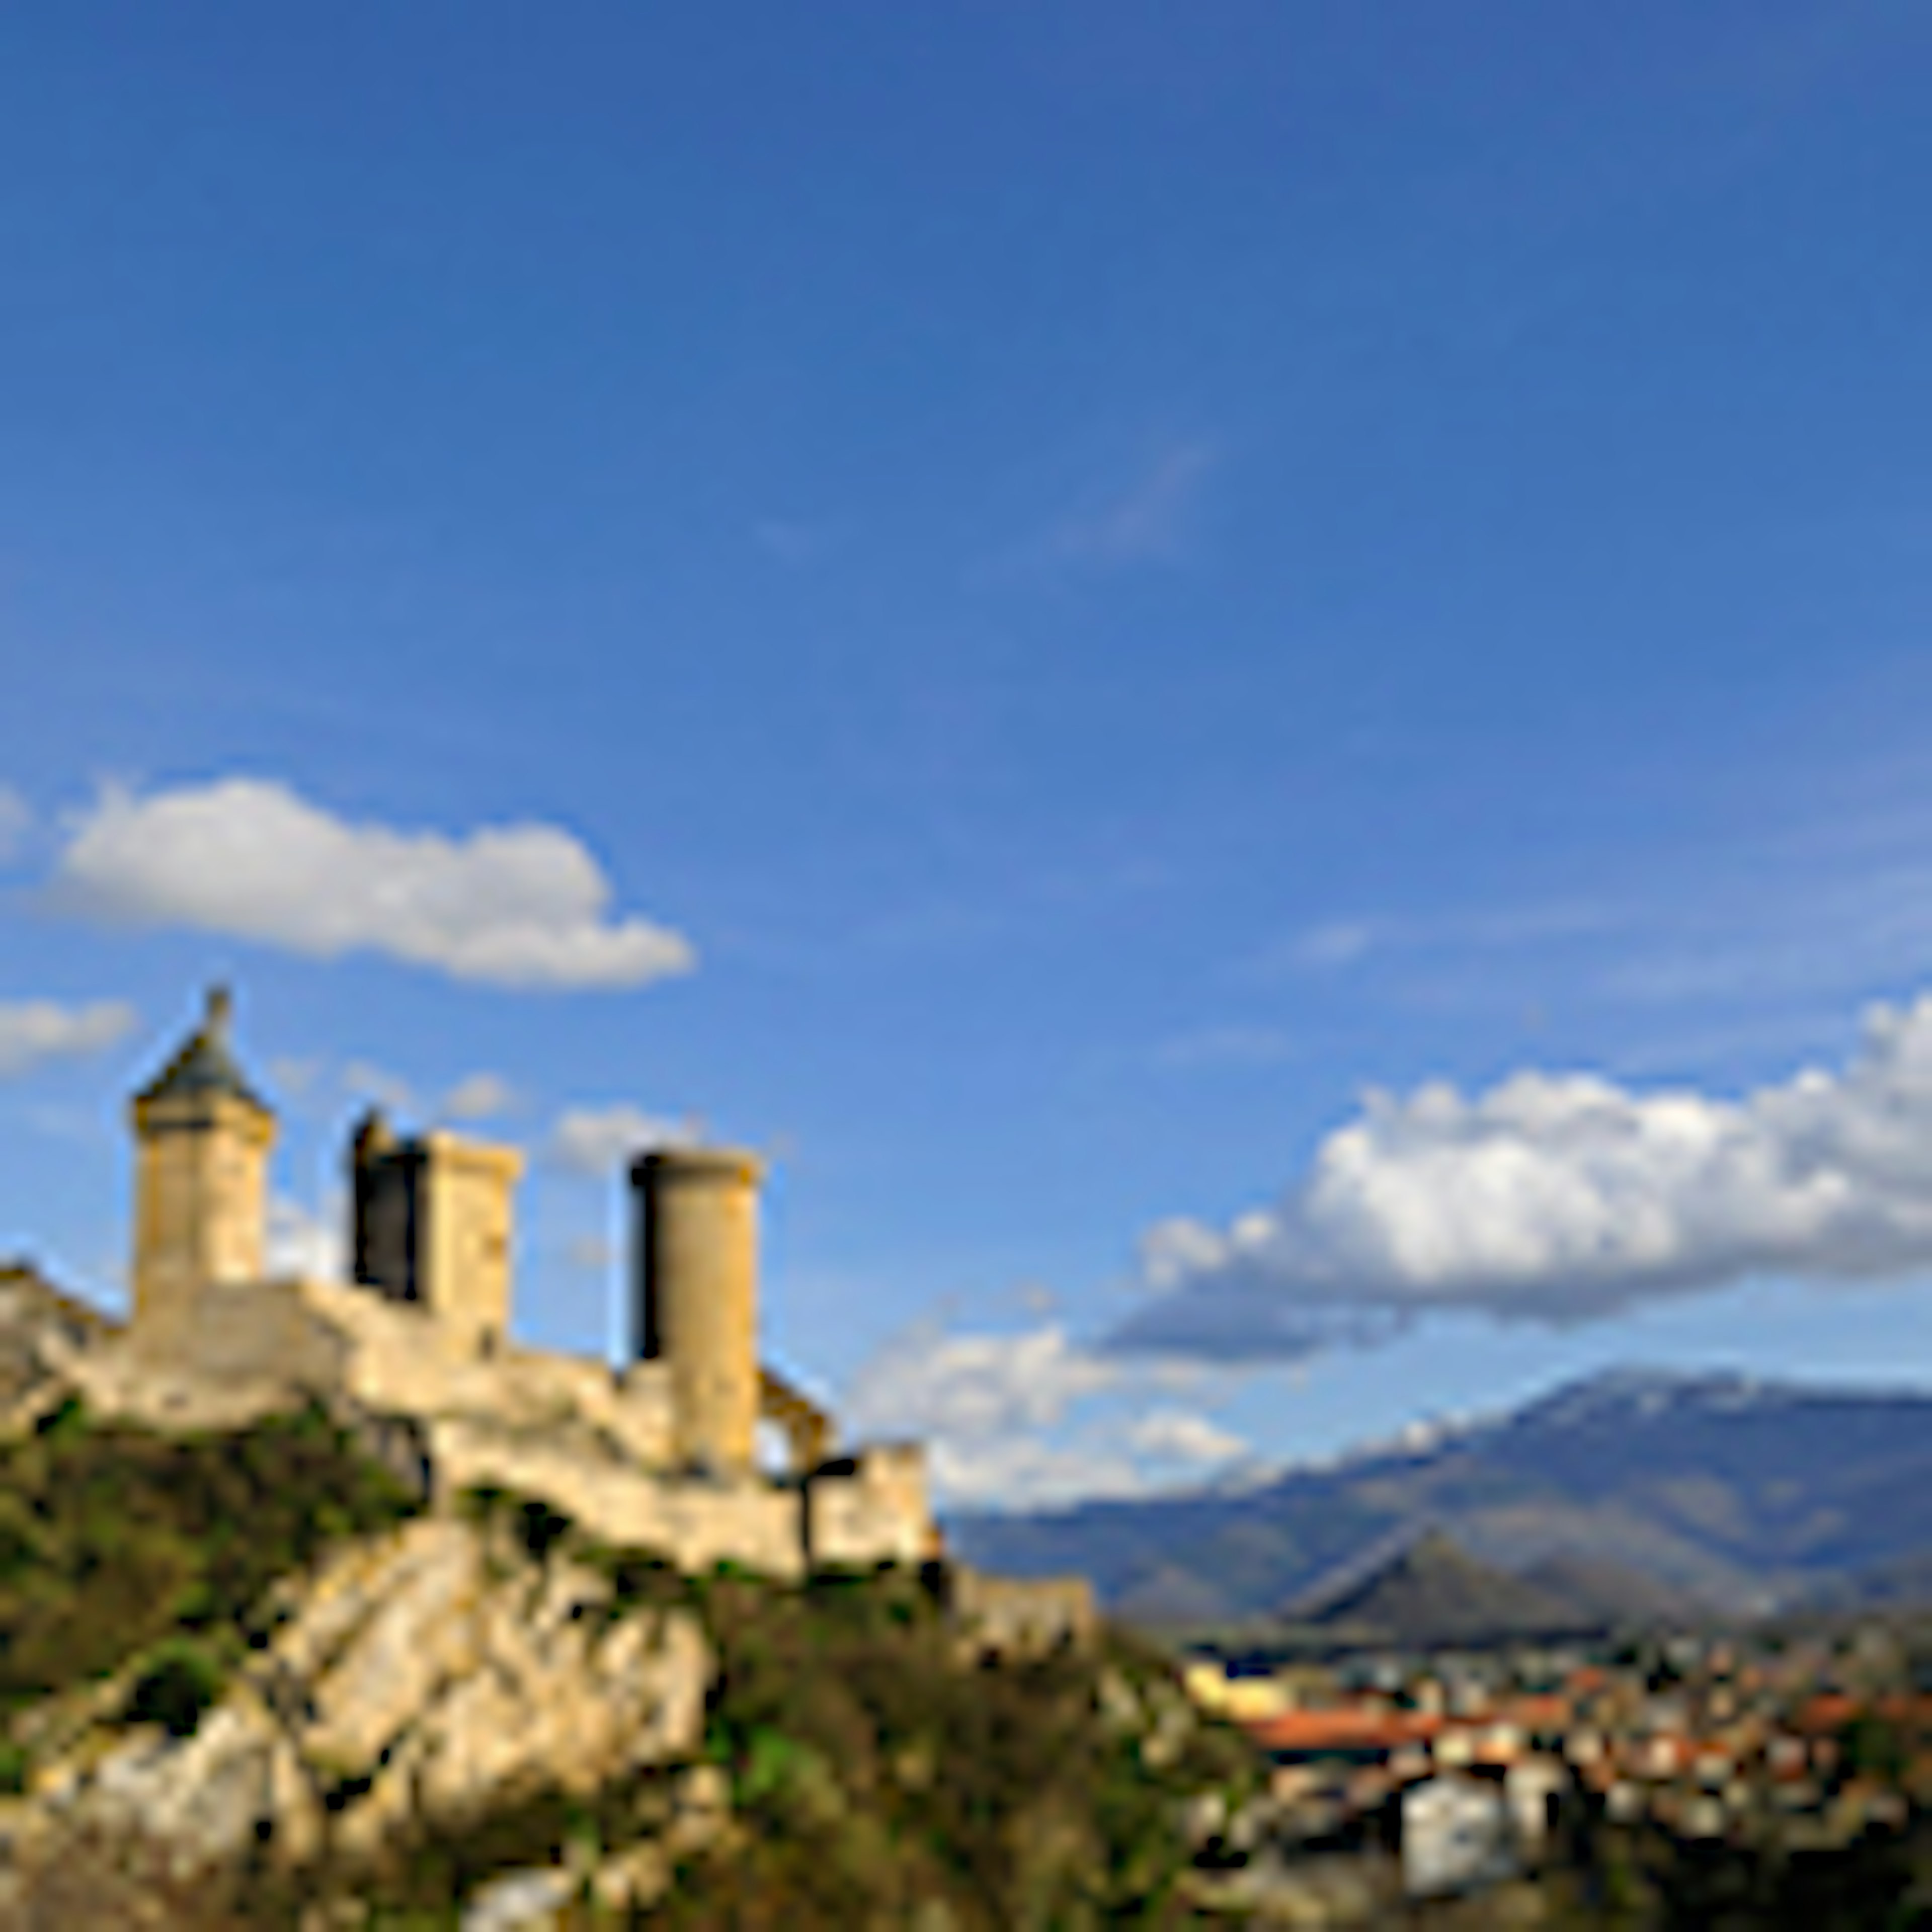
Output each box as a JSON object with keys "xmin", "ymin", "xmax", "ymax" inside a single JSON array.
[
  {"xmin": 89, "ymin": 989, "xmax": 935, "ymax": 1579},
  {"xmin": 350, "ymin": 1113, "xmax": 522, "ymax": 1352}
]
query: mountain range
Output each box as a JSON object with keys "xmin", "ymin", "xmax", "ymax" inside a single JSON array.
[{"xmin": 943, "ymin": 1369, "xmax": 1932, "ymax": 1628}]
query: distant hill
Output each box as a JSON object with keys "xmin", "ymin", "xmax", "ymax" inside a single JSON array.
[
  {"xmin": 945, "ymin": 1368, "xmax": 1932, "ymax": 1626},
  {"xmin": 1801, "ymin": 1545, "xmax": 1932, "ymax": 1617},
  {"xmin": 1291, "ymin": 1530, "xmax": 1589, "ymax": 1649},
  {"xmin": 1519, "ymin": 1550, "xmax": 1706, "ymax": 1629}
]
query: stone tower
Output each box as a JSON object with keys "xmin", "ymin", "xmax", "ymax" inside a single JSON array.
[
  {"xmin": 351, "ymin": 1112, "xmax": 523, "ymax": 1352},
  {"xmin": 129, "ymin": 987, "xmax": 276, "ymax": 1338},
  {"xmin": 630, "ymin": 1147, "xmax": 763, "ymax": 1475}
]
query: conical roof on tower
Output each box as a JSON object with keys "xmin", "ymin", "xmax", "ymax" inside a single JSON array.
[{"xmin": 134, "ymin": 986, "xmax": 271, "ymax": 1115}]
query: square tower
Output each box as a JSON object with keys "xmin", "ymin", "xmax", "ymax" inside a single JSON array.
[
  {"xmin": 352, "ymin": 1114, "xmax": 522, "ymax": 1350},
  {"xmin": 129, "ymin": 988, "xmax": 276, "ymax": 1340}
]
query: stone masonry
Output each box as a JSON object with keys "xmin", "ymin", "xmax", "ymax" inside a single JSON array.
[{"xmin": 102, "ymin": 989, "xmax": 937, "ymax": 1581}]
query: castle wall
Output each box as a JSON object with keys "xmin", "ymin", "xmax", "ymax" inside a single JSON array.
[
  {"xmin": 77, "ymin": 988, "xmax": 958, "ymax": 1592},
  {"xmin": 427, "ymin": 1417, "xmax": 806, "ymax": 1580},
  {"xmin": 805, "ymin": 1443, "xmax": 935, "ymax": 1569},
  {"xmin": 84, "ymin": 1275, "xmax": 673, "ymax": 1462},
  {"xmin": 758, "ymin": 1367, "xmax": 834, "ymax": 1474},
  {"xmin": 70, "ymin": 1272, "xmax": 947, "ymax": 1584},
  {"xmin": 946, "ymin": 1566, "xmax": 1099, "ymax": 1660}
]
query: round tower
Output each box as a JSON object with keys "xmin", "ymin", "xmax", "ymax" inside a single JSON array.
[
  {"xmin": 630, "ymin": 1147, "xmax": 763, "ymax": 1476},
  {"xmin": 128, "ymin": 986, "xmax": 276, "ymax": 1338}
]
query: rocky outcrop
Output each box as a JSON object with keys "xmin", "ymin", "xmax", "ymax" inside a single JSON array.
[
  {"xmin": 27, "ymin": 1518, "xmax": 710, "ymax": 1879},
  {"xmin": 0, "ymin": 1263, "xmax": 114, "ymax": 1433}
]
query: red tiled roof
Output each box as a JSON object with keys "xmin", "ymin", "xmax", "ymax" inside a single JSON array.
[
  {"xmin": 1245, "ymin": 1709, "xmax": 1443, "ymax": 1754},
  {"xmin": 1245, "ymin": 1693, "xmax": 1574, "ymax": 1757}
]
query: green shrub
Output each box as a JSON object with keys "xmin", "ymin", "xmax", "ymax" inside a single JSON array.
[
  {"xmin": 596, "ymin": 1547, "xmax": 690, "ymax": 1613},
  {"xmin": 0, "ymin": 1740, "xmax": 28, "ymax": 1795},
  {"xmin": 513, "ymin": 1499, "xmax": 573, "ymax": 1564},
  {"xmin": 126, "ymin": 1639, "xmax": 225, "ymax": 1739},
  {"xmin": 32, "ymin": 1394, "xmax": 87, "ymax": 1440},
  {"xmin": 738, "ymin": 1723, "xmax": 813, "ymax": 1805},
  {"xmin": 0, "ymin": 1401, "xmax": 419, "ymax": 1713}
]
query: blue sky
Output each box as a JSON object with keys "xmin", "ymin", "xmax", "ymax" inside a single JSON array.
[{"xmin": 6, "ymin": 2, "xmax": 1932, "ymax": 1507}]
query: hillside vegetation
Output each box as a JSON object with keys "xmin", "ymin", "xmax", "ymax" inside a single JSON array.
[
  {"xmin": 0, "ymin": 1398, "xmax": 418, "ymax": 1716},
  {"xmin": 0, "ymin": 1409, "xmax": 1258, "ymax": 1929},
  {"xmin": 654, "ymin": 1567, "xmax": 1257, "ymax": 1929}
]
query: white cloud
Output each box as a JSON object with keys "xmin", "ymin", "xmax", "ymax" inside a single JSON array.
[
  {"xmin": 925, "ymin": 1434, "xmax": 1146, "ymax": 1512},
  {"xmin": 267, "ymin": 1056, "xmax": 325, "ymax": 1101},
  {"xmin": 845, "ymin": 1322, "xmax": 1117, "ymax": 1444},
  {"xmin": 441, "ymin": 1072, "xmax": 517, "ymax": 1122},
  {"xmin": 267, "ymin": 1192, "xmax": 345, "ymax": 1281},
  {"xmin": 1117, "ymin": 990, "xmax": 1932, "ymax": 1357},
  {"xmin": 292, "ymin": 1059, "xmax": 515, "ymax": 1127},
  {"xmin": 0, "ymin": 786, "xmax": 31, "ymax": 864},
  {"xmin": 842, "ymin": 1318, "xmax": 1247, "ymax": 1509},
  {"xmin": 1048, "ymin": 439, "xmax": 1218, "ymax": 568},
  {"xmin": 342, "ymin": 1059, "xmax": 419, "ymax": 1116},
  {"xmin": 545, "ymin": 1102, "xmax": 692, "ymax": 1177},
  {"xmin": 52, "ymin": 777, "xmax": 695, "ymax": 991},
  {"xmin": 0, "ymin": 999, "xmax": 137, "ymax": 1079},
  {"xmin": 1126, "ymin": 1407, "xmax": 1250, "ymax": 1466},
  {"xmin": 1155, "ymin": 1025, "xmax": 1299, "ymax": 1071},
  {"xmin": 1290, "ymin": 919, "xmax": 1377, "ymax": 970}
]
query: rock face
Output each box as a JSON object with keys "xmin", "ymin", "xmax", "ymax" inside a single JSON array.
[
  {"xmin": 0, "ymin": 1263, "xmax": 112, "ymax": 1432},
  {"xmin": 37, "ymin": 1518, "xmax": 710, "ymax": 1875}
]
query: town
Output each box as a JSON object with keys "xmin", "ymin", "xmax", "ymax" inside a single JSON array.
[{"xmin": 1173, "ymin": 1608, "xmax": 1932, "ymax": 1922}]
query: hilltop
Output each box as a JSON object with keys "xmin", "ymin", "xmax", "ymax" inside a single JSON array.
[
  {"xmin": 0, "ymin": 1264, "xmax": 1246, "ymax": 1930},
  {"xmin": 1287, "ymin": 1529, "xmax": 1592, "ymax": 1649},
  {"xmin": 0, "ymin": 1391, "xmax": 1258, "ymax": 1928}
]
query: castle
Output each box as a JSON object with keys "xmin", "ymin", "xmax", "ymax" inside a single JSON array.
[{"xmin": 72, "ymin": 988, "xmax": 934, "ymax": 1579}]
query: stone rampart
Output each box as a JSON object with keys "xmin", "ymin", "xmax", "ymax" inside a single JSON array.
[
  {"xmin": 805, "ymin": 1442, "xmax": 935, "ymax": 1569},
  {"xmin": 48, "ymin": 1273, "xmax": 939, "ymax": 1584},
  {"xmin": 946, "ymin": 1564, "xmax": 1098, "ymax": 1660},
  {"xmin": 428, "ymin": 1417, "xmax": 807, "ymax": 1580},
  {"xmin": 14, "ymin": 993, "xmax": 954, "ymax": 1596},
  {"xmin": 66, "ymin": 1276, "xmax": 677, "ymax": 1468}
]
